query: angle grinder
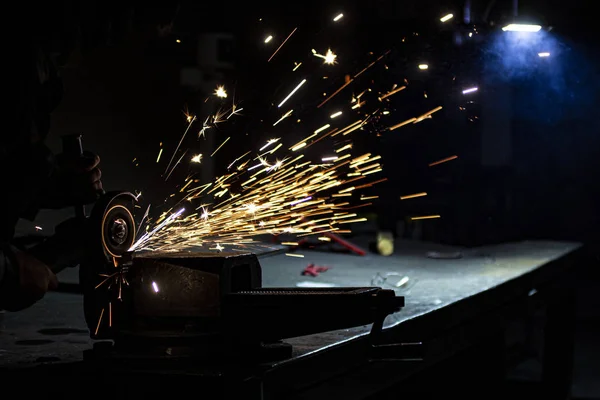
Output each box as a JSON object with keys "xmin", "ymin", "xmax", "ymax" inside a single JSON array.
[
  {"xmin": 29, "ymin": 133, "xmax": 138, "ymax": 268},
  {"xmin": 27, "ymin": 134, "xmax": 139, "ymax": 316},
  {"xmin": 79, "ymin": 190, "xmax": 138, "ymax": 337}
]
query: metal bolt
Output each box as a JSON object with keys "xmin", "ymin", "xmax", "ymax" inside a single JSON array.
[{"xmin": 110, "ymin": 218, "xmax": 128, "ymax": 245}]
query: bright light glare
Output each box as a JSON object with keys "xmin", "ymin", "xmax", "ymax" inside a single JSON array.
[
  {"xmin": 152, "ymin": 282, "xmax": 159, "ymax": 293},
  {"xmin": 264, "ymin": 35, "xmax": 273, "ymax": 43},
  {"xmin": 462, "ymin": 87, "xmax": 478, "ymax": 94},
  {"xmin": 538, "ymin": 52, "xmax": 550, "ymax": 57},
  {"xmin": 502, "ymin": 24, "xmax": 542, "ymax": 32},
  {"xmin": 418, "ymin": 64, "xmax": 429, "ymax": 70},
  {"xmin": 333, "ymin": 13, "xmax": 343, "ymax": 22},
  {"xmin": 440, "ymin": 14, "xmax": 453, "ymax": 22},
  {"xmin": 214, "ymin": 85, "xmax": 227, "ymax": 98}
]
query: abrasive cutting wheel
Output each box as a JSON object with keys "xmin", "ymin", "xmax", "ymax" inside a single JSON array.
[{"xmin": 80, "ymin": 191, "xmax": 138, "ymax": 339}]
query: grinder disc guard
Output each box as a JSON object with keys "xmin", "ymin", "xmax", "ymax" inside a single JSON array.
[
  {"xmin": 101, "ymin": 201, "xmax": 136, "ymax": 259},
  {"xmin": 81, "ymin": 192, "xmax": 138, "ymax": 339}
]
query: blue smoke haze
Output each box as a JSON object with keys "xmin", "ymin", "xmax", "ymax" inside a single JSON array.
[{"xmin": 483, "ymin": 29, "xmax": 598, "ymax": 124}]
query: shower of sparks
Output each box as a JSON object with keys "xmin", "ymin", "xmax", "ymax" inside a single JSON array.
[
  {"xmin": 264, "ymin": 35, "xmax": 273, "ymax": 43},
  {"xmin": 312, "ymin": 48, "xmax": 337, "ymax": 64},
  {"xmin": 134, "ymin": 132, "xmax": 387, "ymax": 251},
  {"xmin": 127, "ymin": 13, "xmax": 450, "ymax": 255},
  {"xmin": 198, "ymin": 116, "xmax": 212, "ymax": 138},
  {"xmin": 379, "ymin": 86, "xmax": 406, "ymax": 101},
  {"xmin": 333, "ymin": 13, "xmax": 343, "ymax": 22},
  {"xmin": 440, "ymin": 13, "xmax": 453, "ymax": 22},
  {"xmin": 95, "ymin": 308, "xmax": 104, "ymax": 335},
  {"xmin": 215, "ymin": 86, "xmax": 228, "ymax": 98},
  {"xmin": 429, "ymin": 155, "xmax": 458, "ymax": 167},
  {"xmin": 401, "ymin": 192, "xmax": 428, "ymax": 200},
  {"xmin": 227, "ymin": 104, "xmax": 244, "ymax": 119},
  {"xmin": 278, "ymin": 79, "xmax": 307, "ymax": 108},
  {"xmin": 414, "ymin": 106, "xmax": 443, "ymax": 123},
  {"xmin": 129, "ymin": 208, "xmax": 185, "ymax": 251},
  {"xmin": 314, "ymin": 124, "xmax": 330, "ymax": 134},
  {"xmin": 318, "ymin": 50, "xmax": 389, "ymax": 108},
  {"xmin": 386, "ymin": 105, "xmax": 442, "ymax": 131},
  {"xmin": 411, "ymin": 215, "xmax": 441, "ymax": 220},
  {"xmin": 462, "ymin": 87, "xmax": 478, "ymax": 94},
  {"xmin": 260, "ymin": 138, "xmax": 281, "ymax": 151},
  {"xmin": 210, "ymin": 243, "xmax": 224, "ymax": 252},
  {"xmin": 156, "ymin": 148, "xmax": 163, "ymax": 163},
  {"xmin": 268, "ymin": 27, "xmax": 298, "ymax": 62},
  {"xmin": 227, "ymin": 151, "xmax": 251, "ymax": 170},
  {"xmin": 274, "ymin": 109, "xmax": 293, "ymax": 126},
  {"xmin": 164, "ymin": 116, "xmax": 196, "ymax": 176},
  {"xmin": 211, "ymin": 137, "xmax": 230, "ymax": 157},
  {"xmin": 165, "ymin": 149, "xmax": 188, "ymax": 181}
]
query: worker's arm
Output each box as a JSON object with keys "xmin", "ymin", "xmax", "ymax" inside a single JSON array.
[
  {"xmin": 0, "ymin": 242, "xmax": 58, "ymax": 312},
  {"xmin": 0, "ymin": 244, "xmax": 20, "ymax": 309}
]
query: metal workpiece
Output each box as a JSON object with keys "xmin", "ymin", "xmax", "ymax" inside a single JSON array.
[{"xmin": 82, "ymin": 250, "xmax": 403, "ymax": 360}]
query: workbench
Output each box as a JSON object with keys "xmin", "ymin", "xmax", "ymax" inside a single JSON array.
[{"xmin": 0, "ymin": 240, "xmax": 581, "ymax": 399}]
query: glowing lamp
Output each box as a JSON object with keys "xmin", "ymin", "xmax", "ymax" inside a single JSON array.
[{"xmin": 502, "ymin": 23, "xmax": 542, "ymax": 32}]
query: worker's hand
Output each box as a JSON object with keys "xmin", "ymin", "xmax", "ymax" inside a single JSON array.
[
  {"xmin": 1, "ymin": 251, "xmax": 58, "ymax": 312},
  {"xmin": 42, "ymin": 151, "xmax": 104, "ymax": 209}
]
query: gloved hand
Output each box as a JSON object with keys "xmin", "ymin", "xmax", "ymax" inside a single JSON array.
[
  {"xmin": 1, "ymin": 250, "xmax": 58, "ymax": 312},
  {"xmin": 41, "ymin": 151, "xmax": 104, "ymax": 209}
]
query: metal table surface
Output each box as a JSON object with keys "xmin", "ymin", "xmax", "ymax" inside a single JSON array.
[{"xmin": 0, "ymin": 240, "xmax": 581, "ymax": 398}]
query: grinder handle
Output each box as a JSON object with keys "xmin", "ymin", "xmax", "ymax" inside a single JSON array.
[{"xmin": 61, "ymin": 134, "xmax": 86, "ymax": 219}]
